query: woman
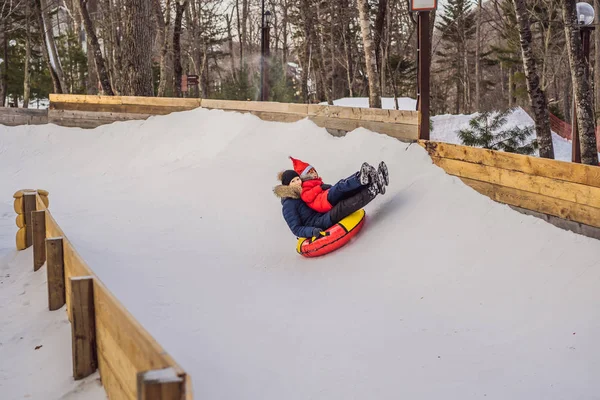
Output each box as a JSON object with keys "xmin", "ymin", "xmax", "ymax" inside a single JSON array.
[{"xmin": 273, "ymin": 164, "xmax": 386, "ymax": 239}]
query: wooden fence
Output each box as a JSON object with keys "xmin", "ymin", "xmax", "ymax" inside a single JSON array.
[
  {"xmin": 47, "ymin": 94, "xmax": 419, "ymax": 141},
  {"xmin": 0, "ymin": 107, "xmax": 48, "ymax": 126},
  {"xmin": 421, "ymin": 141, "xmax": 600, "ymax": 239},
  {"xmin": 14, "ymin": 189, "xmax": 192, "ymax": 400}
]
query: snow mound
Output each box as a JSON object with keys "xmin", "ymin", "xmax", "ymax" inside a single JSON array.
[{"xmin": 0, "ymin": 108, "xmax": 599, "ymax": 400}]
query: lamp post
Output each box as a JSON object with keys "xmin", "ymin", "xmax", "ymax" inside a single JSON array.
[
  {"xmin": 260, "ymin": 8, "xmax": 272, "ymax": 101},
  {"xmin": 410, "ymin": 0, "xmax": 438, "ymax": 140},
  {"xmin": 572, "ymin": 2, "xmax": 595, "ymax": 163}
]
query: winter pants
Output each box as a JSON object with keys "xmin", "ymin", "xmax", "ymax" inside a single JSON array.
[
  {"xmin": 329, "ymin": 186, "xmax": 377, "ymax": 224},
  {"xmin": 327, "ymin": 172, "xmax": 364, "ymax": 206}
]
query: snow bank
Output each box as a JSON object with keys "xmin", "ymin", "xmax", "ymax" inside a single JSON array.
[
  {"xmin": 0, "ymin": 108, "xmax": 599, "ymax": 399},
  {"xmin": 0, "ymin": 249, "xmax": 106, "ymax": 399},
  {"xmin": 321, "ymin": 98, "xmax": 599, "ymax": 162}
]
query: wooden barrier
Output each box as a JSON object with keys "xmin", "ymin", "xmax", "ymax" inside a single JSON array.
[
  {"xmin": 421, "ymin": 141, "xmax": 600, "ymax": 235},
  {"xmin": 48, "ymin": 94, "xmax": 420, "ymax": 140},
  {"xmin": 13, "ymin": 191, "xmax": 191, "ymax": 399},
  {"xmin": 0, "ymin": 107, "xmax": 48, "ymax": 126}
]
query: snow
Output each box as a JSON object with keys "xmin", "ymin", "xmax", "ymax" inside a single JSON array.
[
  {"xmin": 320, "ymin": 96, "xmax": 417, "ymax": 110},
  {"xmin": 0, "ymin": 249, "xmax": 106, "ymax": 400},
  {"xmin": 323, "ymin": 97, "xmax": 600, "ymax": 162},
  {"xmin": 0, "ymin": 108, "xmax": 599, "ymax": 399},
  {"xmin": 142, "ymin": 367, "xmax": 181, "ymax": 383}
]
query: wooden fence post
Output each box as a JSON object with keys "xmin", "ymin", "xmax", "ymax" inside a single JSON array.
[
  {"xmin": 46, "ymin": 237, "xmax": 65, "ymax": 310},
  {"xmin": 70, "ymin": 276, "xmax": 97, "ymax": 380},
  {"xmin": 137, "ymin": 369, "xmax": 185, "ymax": 400},
  {"xmin": 23, "ymin": 193, "xmax": 37, "ymax": 248},
  {"xmin": 32, "ymin": 210, "xmax": 46, "ymax": 271}
]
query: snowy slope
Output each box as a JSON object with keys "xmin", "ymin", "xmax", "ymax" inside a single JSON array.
[
  {"xmin": 0, "ymin": 110, "xmax": 599, "ymax": 400},
  {"xmin": 325, "ymin": 97, "xmax": 599, "ymax": 162},
  {"xmin": 0, "ymin": 247, "xmax": 106, "ymax": 400}
]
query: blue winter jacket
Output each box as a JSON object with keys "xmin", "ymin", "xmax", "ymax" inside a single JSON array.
[{"xmin": 274, "ymin": 184, "xmax": 333, "ymax": 238}]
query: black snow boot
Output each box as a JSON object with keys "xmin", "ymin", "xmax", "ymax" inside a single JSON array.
[
  {"xmin": 378, "ymin": 161, "xmax": 389, "ymax": 186},
  {"xmin": 359, "ymin": 162, "xmax": 373, "ymax": 185}
]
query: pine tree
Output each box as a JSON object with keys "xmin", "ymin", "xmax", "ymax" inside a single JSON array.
[
  {"xmin": 458, "ymin": 108, "xmax": 539, "ymax": 155},
  {"xmin": 435, "ymin": 0, "xmax": 477, "ymax": 114}
]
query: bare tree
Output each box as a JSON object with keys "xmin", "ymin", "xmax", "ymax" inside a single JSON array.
[
  {"xmin": 79, "ymin": 0, "xmax": 114, "ymax": 94},
  {"xmin": 561, "ymin": 0, "xmax": 599, "ymax": 165},
  {"xmin": 172, "ymin": 0, "xmax": 186, "ymax": 97},
  {"xmin": 475, "ymin": 0, "xmax": 482, "ymax": 110},
  {"xmin": 24, "ymin": 0, "xmax": 32, "ymax": 107},
  {"xmin": 356, "ymin": 0, "xmax": 381, "ymax": 108},
  {"xmin": 121, "ymin": 0, "xmax": 154, "ymax": 96},
  {"xmin": 512, "ymin": 0, "xmax": 554, "ymax": 159}
]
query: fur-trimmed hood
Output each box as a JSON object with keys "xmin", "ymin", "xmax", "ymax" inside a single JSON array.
[{"xmin": 273, "ymin": 184, "xmax": 301, "ymax": 199}]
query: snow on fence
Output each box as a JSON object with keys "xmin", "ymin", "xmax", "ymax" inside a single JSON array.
[
  {"xmin": 13, "ymin": 190, "xmax": 192, "ymax": 400},
  {"xmin": 421, "ymin": 141, "xmax": 600, "ymax": 238},
  {"xmin": 0, "ymin": 107, "xmax": 48, "ymax": 126},
  {"xmin": 47, "ymin": 94, "xmax": 420, "ymax": 141}
]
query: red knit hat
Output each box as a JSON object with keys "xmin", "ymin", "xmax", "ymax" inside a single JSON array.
[{"xmin": 290, "ymin": 156, "xmax": 315, "ymax": 177}]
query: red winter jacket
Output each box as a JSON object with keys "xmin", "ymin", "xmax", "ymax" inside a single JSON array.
[{"xmin": 301, "ymin": 178, "xmax": 333, "ymax": 212}]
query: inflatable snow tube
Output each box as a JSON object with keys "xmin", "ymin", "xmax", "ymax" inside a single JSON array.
[{"xmin": 296, "ymin": 209, "xmax": 366, "ymax": 258}]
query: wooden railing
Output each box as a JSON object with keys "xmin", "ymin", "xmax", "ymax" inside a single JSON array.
[
  {"xmin": 421, "ymin": 141, "xmax": 600, "ymax": 238},
  {"xmin": 47, "ymin": 94, "xmax": 419, "ymax": 141},
  {"xmin": 14, "ymin": 189, "xmax": 192, "ymax": 400}
]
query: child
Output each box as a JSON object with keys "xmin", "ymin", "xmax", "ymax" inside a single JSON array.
[{"xmin": 289, "ymin": 157, "xmax": 388, "ymax": 213}]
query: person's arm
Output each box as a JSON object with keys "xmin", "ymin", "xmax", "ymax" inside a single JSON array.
[{"xmin": 282, "ymin": 204, "xmax": 321, "ymax": 238}]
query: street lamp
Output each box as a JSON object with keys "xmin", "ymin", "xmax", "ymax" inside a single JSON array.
[
  {"xmin": 410, "ymin": 0, "xmax": 437, "ymax": 140},
  {"xmin": 260, "ymin": 7, "xmax": 272, "ymax": 102},
  {"xmin": 572, "ymin": 2, "xmax": 595, "ymax": 163}
]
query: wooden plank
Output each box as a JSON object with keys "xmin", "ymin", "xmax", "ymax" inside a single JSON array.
[
  {"xmin": 0, "ymin": 107, "xmax": 48, "ymax": 116},
  {"xmin": 137, "ymin": 369, "xmax": 184, "ymax": 400},
  {"xmin": 432, "ymin": 157, "xmax": 600, "ymax": 209},
  {"xmin": 46, "ymin": 237, "xmax": 65, "ymax": 311},
  {"xmin": 202, "ymin": 99, "xmax": 308, "ymax": 114},
  {"xmin": 70, "ymin": 276, "xmax": 98, "ymax": 380},
  {"xmin": 251, "ymin": 111, "xmax": 306, "ymax": 123},
  {"xmin": 94, "ymin": 286, "xmax": 180, "ymax": 373},
  {"xmin": 99, "ymin": 352, "xmax": 133, "ymax": 400},
  {"xmin": 49, "ymin": 109, "xmax": 151, "ymax": 121},
  {"xmin": 32, "ymin": 210, "xmax": 46, "ymax": 271},
  {"xmin": 421, "ymin": 141, "xmax": 600, "ymax": 188},
  {"xmin": 461, "ymin": 178, "xmax": 600, "ymax": 228},
  {"xmin": 508, "ymin": 205, "xmax": 600, "ymax": 240},
  {"xmin": 96, "ymin": 319, "xmax": 138, "ymax": 399},
  {"xmin": 121, "ymin": 96, "xmax": 200, "ymax": 108},
  {"xmin": 51, "ymin": 102, "xmax": 196, "ymax": 115},
  {"xmin": 50, "ymin": 93, "xmax": 123, "ymax": 106},
  {"xmin": 23, "ymin": 193, "xmax": 37, "ymax": 248},
  {"xmin": 309, "ymin": 116, "xmax": 418, "ymax": 141},
  {"xmin": 307, "ymin": 104, "xmax": 419, "ymax": 124}
]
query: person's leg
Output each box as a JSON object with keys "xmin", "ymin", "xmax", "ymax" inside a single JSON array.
[
  {"xmin": 327, "ymin": 172, "xmax": 365, "ymax": 205},
  {"xmin": 329, "ymin": 185, "xmax": 377, "ymax": 224}
]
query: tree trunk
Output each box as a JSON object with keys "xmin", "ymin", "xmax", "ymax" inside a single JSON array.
[
  {"xmin": 356, "ymin": 0, "xmax": 381, "ymax": 108},
  {"xmin": 329, "ymin": 0, "xmax": 336, "ymax": 100},
  {"xmin": 34, "ymin": 0, "xmax": 62, "ymax": 93},
  {"xmin": 24, "ymin": 0, "xmax": 32, "ymax": 108},
  {"xmin": 595, "ymin": 0, "xmax": 600, "ymax": 123},
  {"xmin": 561, "ymin": 0, "xmax": 599, "ymax": 165},
  {"xmin": 300, "ymin": 0, "xmax": 311, "ymax": 103},
  {"xmin": 282, "ymin": 0, "xmax": 288, "ymax": 67},
  {"xmin": 315, "ymin": 2, "xmax": 332, "ymax": 104},
  {"xmin": 121, "ymin": 0, "xmax": 154, "ymax": 96},
  {"xmin": 0, "ymin": 19, "xmax": 8, "ymax": 107},
  {"xmin": 79, "ymin": 0, "xmax": 114, "ymax": 95},
  {"xmin": 475, "ymin": 0, "xmax": 482, "ymax": 110},
  {"xmin": 343, "ymin": 0, "xmax": 354, "ymax": 97},
  {"xmin": 153, "ymin": 0, "xmax": 167, "ymax": 96},
  {"xmin": 41, "ymin": 0, "xmax": 67, "ymax": 91},
  {"xmin": 225, "ymin": 10, "xmax": 237, "ymax": 83},
  {"xmin": 374, "ymin": 0, "xmax": 387, "ymax": 91},
  {"xmin": 172, "ymin": 0, "xmax": 185, "ymax": 97},
  {"xmin": 564, "ymin": 74, "xmax": 572, "ymax": 123},
  {"xmin": 512, "ymin": 0, "xmax": 555, "ymax": 159},
  {"xmin": 84, "ymin": 0, "xmax": 98, "ymax": 94},
  {"xmin": 508, "ymin": 66, "xmax": 514, "ymax": 108}
]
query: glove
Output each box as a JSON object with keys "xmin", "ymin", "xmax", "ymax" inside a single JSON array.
[
  {"xmin": 321, "ymin": 184, "xmax": 332, "ymax": 190},
  {"xmin": 312, "ymin": 229, "xmax": 330, "ymax": 241}
]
